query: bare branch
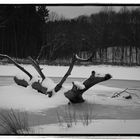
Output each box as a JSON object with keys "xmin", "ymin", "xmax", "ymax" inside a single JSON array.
[
  {"xmin": 54, "ymin": 53, "xmax": 95, "ymax": 92},
  {"xmin": 54, "ymin": 54, "xmax": 77, "ymax": 92},
  {"xmin": 111, "ymin": 87, "xmax": 140, "ymax": 99},
  {"xmin": 0, "ymin": 54, "xmax": 32, "ymax": 80},
  {"xmin": 28, "ymin": 56, "xmax": 45, "ymax": 81},
  {"xmin": 111, "ymin": 88, "xmax": 128, "ymax": 98}
]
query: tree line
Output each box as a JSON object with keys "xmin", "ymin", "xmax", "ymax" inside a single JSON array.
[
  {"xmin": 1, "ymin": 5, "xmax": 140, "ymax": 65},
  {"xmin": 0, "ymin": 5, "xmax": 48, "ymax": 59}
]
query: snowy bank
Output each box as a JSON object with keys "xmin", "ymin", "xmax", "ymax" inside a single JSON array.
[
  {"xmin": 0, "ymin": 84, "xmax": 69, "ymax": 112},
  {"xmin": 0, "ymin": 64, "xmax": 140, "ymax": 80},
  {"xmin": 31, "ymin": 120, "xmax": 140, "ymax": 134}
]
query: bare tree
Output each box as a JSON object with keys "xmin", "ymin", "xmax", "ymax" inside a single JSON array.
[{"xmin": 48, "ymin": 11, "xmax": 65, "ymax": 22}]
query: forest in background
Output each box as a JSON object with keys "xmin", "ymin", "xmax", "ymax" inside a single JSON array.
[{"xmin": 0, "ymin": 5, "xmax": 140, "ymax": 66}]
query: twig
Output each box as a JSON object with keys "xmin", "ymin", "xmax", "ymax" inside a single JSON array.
[{"xmin": 112, "ymin": 87, "xmax": 140, "ymax": 98}]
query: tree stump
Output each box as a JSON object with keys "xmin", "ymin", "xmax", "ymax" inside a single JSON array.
[{"xmin": 64, "ymin": 71, "xmax": 112, "ymax": 104}]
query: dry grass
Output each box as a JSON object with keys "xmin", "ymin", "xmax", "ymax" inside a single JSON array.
[
  {"xmin": 0, "ymin": 109, "xmax": 32, "ymax": 134},
  {"xmin": 56, "ymin": 104, "xmax": 95, "ymax": 128}
]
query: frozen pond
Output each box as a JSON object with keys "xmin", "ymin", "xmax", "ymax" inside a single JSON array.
[{"xmin": 1, "ymin": 76, "xmax": 140, "ymax": 133}]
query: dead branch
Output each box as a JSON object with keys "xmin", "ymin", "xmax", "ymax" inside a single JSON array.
[
  {"xmin": 111, "ymin": 87, "xmax": 140, "ymax": 99},
  {"xmin": 28, "ymin": 56, "xmax": 45, "ymax": 81},
  {"xmin": 28, "ymin": 56, "xmax": 49, "ymax": 94},
  {"xmin": 54, "ymin": 53, "xmax": 94, "ymax": 92},
  {"xmin": 54, "ymin": 54, "xmax": 76, "ymax": 92},
  {"xmin": 0, "ymin": 54, "xmax": 32, "ymax": 80},
  {"xmin": 111, "ymin": 88, "xmax": 128, "ymax": 98}
]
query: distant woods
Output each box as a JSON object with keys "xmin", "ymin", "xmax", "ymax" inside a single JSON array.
[
  {"xmin": 0, "ymin": 5, "xmax": 49, "ymax": 58},
  {"xmin": 1, "ymin": 6, "xmax": 140, "ymax": 66}
]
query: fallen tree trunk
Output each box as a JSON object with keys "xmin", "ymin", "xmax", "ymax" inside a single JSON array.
[{"xmin": 64, "ymin": 71, "xmax": 112, "ymax": 104}]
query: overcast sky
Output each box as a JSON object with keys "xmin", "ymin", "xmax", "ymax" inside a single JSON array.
[{"xmin": 47, "ymin": 6, "xmax": 138, "ymax": 19}]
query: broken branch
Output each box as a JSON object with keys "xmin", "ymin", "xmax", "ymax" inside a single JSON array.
[
  {"xmin": 28, "ymin": 56, "xmax": 45, "ymax": 81},
  {"xmin": 54, "ymin": 54, "xmax": 76, "ymax": 92},
  {"xmin": 0, "ymin": 54, "xmax": 32, "ymax": 80},
  {"xmin": 54, "ymin": 53, "xmax": 94, "ymax": 92}
]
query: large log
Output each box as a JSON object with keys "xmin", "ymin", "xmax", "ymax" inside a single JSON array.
[{"xmin": 64, "ymin": 71, "xmax": 112, "ymax": 104}]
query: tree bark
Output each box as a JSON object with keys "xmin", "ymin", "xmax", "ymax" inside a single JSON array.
[{"xmin": 64, "ymin": 71, "xmax": 112, "ymax": 104}]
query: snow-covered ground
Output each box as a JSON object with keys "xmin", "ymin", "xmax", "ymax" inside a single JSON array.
[
  {"xmin": 31, "ymin": 120, "xmax": 140, "ymax": 134},
  {"xmin": 0, "ymin": 64, "xmax": 140, "ymax": 80}
]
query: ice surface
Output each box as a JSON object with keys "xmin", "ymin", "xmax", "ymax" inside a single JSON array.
[
  {"xmin": 0, "ymin": 64, "xmax": 140, "ymax": 80},
  {"xmin": 31, "ymin": 120, "xmax": 140, "ymax": 134},
  {"xmin": 0, "ymin": 84, "xmax": 139, "ymax": 112}
]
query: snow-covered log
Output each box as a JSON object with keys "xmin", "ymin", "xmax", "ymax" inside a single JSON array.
[
  {"xmin": 64, "ymin": 71, "xmax": 112, "ymax": 104},
  {"xmin": 31, "ymin": 77, "xmax": 56, "ymax": 95},
  {"xmin": 27, "ymin": 57, "xmax": 56, "ymax": 96},
  {"xmin": 14, "ymin": 73, "xmax": 31, "ymax": 87},
  {"xmin": 28, "ymin": 56, "xmax": 49, "ymax": 94}
]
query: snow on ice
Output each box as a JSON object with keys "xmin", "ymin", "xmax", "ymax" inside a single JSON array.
[
  {"xmin": 31, "ymin": 120, "xmax": 140, "ymax": 134},
  {"xmin": 0, "ymin": 64, "xmax": 140, "ymax": 80},
  {"xmin": 0, "ymin": 83, "xmax": 139, "ymax": 112},
  {"xmin": 41, "ymin": 77, "xmax": 56, "ymax": 92}
]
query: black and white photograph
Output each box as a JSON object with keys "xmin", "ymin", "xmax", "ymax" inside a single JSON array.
[{"xmin": 0, "ymin": 3, "xmax": 140, "ymax": 135}]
